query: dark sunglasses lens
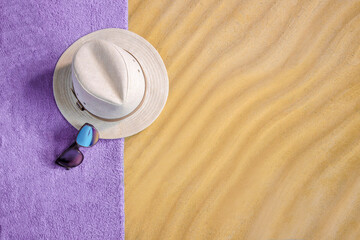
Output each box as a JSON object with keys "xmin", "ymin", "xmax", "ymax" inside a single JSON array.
[
  {"xmin": 76, "ymin": 124, "xmax": 99, "ymax": 147},
  {"xmin": 56, "ymin": 148, "xmax": 84, "ymax": 168}
]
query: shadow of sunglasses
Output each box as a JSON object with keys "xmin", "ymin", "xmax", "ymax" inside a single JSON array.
[{"xmin": 56, "ymin": 123, "xmax": 99, "ymax": 170}]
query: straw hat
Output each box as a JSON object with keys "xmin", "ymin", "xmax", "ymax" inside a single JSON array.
[{"xmin": 53, "ymin": 28, "xmax": 169, "ymax": 139}]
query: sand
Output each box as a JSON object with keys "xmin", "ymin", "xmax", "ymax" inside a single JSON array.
[{"xmin": 125, "ymin": 0, "xmax": 360, "ymax": 239}]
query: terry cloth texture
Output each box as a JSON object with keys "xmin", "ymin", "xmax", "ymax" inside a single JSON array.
[{"xmin": 0, "ymin": 1, "xmax": 127, "ymax": 239}]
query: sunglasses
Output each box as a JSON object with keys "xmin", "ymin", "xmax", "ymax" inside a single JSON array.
[{"xmin": 56, "ymin": 123, "xmax": 99, "ymax": 169}]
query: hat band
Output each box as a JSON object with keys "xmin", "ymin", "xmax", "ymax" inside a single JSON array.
[{"xmin": 70, "ymin": 82, "xmax": 147, "ymax": 122}]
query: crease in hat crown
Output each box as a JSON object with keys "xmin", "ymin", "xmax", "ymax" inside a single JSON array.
[{"xmin": 71, "ymin": 39, "xmax": 146, "ymax": 120}]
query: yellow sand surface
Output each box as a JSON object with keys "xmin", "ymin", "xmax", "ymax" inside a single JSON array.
[{"xmin": 125, "ymin": 0, "xmax": 360, "ymax": 239}]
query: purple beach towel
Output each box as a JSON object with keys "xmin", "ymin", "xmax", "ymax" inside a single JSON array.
[{"xmin": 0, "ymin": 1, "xmax": 127, "ymax": 239}]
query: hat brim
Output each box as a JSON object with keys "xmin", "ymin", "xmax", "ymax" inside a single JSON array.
[{"xmin": 53, "ymin": 28, "xmax": 169, "ymax": 139}]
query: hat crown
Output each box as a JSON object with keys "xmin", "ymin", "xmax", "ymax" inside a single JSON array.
[
  {"xmin": 71, "ymin": 39, "xmax": 145, "ymax": 119},
  {"xmin": 73, "ymin": 40, "xmax": 128, "ymax": 105}
]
